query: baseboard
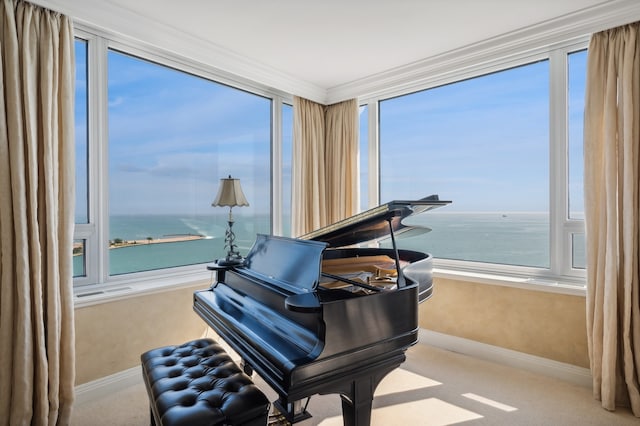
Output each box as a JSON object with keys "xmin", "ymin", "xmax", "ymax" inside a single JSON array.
[
  {"xmin": 74, "ymin": 366, "xmax": 142, "ymax": 405},
  {"xmin": 419, "ymin": 329, "xmax": 593, "ymax": 388}
]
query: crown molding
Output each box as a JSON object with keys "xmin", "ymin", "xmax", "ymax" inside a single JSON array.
[
  {"xmin": 29, "ymin": 0, "xmax": 640, "ymax": 106},
  {"xmin": 327, "ymin": 0, "xmax": 640, "ymax": 104},
  {"xmin": 29, "ymin": 0, "xmax": 328, "ymax": 104}
]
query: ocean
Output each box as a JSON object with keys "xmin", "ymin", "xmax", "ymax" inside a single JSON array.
[{"xmin": 74, "ymin": 212, "xmax": 585, "ymax": 277}]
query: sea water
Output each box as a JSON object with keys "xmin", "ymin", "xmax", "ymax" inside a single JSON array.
[
  {"xmin": 74, "ymin": 212, "xmax": 584, "ymax": 277},
  {"xmin": 75, "ymin": 214, "xmax": 271, "ymax": 276}
]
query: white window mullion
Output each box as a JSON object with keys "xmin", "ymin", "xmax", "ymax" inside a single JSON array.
[
  {"xmin": 272, "ymin": 97, "xmax": 283, "ymax": 235},
  {"xmin": 94, "ymin": 36, "xmax": 110, "ymax": 284},
  {"xmin": 548, "ymin": 49, "xmax": 569, "ymax": 276}
]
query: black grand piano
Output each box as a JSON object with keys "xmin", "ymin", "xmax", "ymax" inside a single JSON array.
[{"xmin": 193, "ymin": 195, "xmax": 450, "ymax": 425}]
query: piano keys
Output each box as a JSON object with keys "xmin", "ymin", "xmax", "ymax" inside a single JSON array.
[{"xmin": 193, "ymin": 195, "xmax": 450, "ymax": 425}]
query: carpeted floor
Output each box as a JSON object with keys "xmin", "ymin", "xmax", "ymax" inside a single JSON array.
[{"xmin": 71, "ymin": 342, "xmax": 638, "ymax": 425}]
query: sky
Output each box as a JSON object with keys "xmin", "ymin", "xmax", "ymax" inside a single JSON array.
[
  {"xmin": 75, "ymin": 41, "xmax": 586, "ymax": 219},
  {"xmin": 379, "ymin": 56, "xmax": 585, "ymax": 213}
]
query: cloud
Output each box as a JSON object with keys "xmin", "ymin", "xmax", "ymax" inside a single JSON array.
[{"xmin": 109, "ymin": 96, "xmax": 125, "ymax": 108}]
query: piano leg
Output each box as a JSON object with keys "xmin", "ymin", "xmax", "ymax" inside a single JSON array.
[
  {"xmin": 340, "ymin": 378, "xmax": 374, "ymax": 426},
  {"xmin": 337, "ymin": 357, "xmax": 405, "ymax": 426}
]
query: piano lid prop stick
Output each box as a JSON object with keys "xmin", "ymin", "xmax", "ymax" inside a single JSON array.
[{"xmin": 387, "ymin": 218, "xmax": 407, "ymax": 288}]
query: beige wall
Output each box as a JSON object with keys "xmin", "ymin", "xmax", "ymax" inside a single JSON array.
[
  {"xmin": 75, "ymin": 276, "xmax": 589, "ymax": 385},
  {"xmin": 74, "ymin": 283, "xmax": 210, "ymax": 385},
  {"xmin": 420, "ymin": 277, "xmax": 589, "ymax": 368}
]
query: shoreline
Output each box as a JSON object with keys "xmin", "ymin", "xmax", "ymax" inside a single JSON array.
[
  {"xmin": 109, "ymin": 234, "xmax": 205, "ymax": 249},
  {"xmin": 72, "ymin": 234, "xmax": 207, "ymax": 257}
]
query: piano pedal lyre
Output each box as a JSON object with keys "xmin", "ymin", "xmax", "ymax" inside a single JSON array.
[
  {"xmin": 272, "ymin": 397, "xmax": 312, "ymax": 424},
  {"xmin": 267, "ymin": 410, "xmax": 290, "ymax": 426}
]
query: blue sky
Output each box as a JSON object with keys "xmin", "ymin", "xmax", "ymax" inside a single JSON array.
[
  {"xmin": 106, "ymin": 50, "xmax": 271, "ymax": 216},
  {"xmin": 380, "ymin": 60, "xmax": 550, "ymax": 212},
  {"xmin": 75, "ymin": 42, "xmax": 586, "ymax": 218},
  {"xmin": 380, "ymin": 52, "xmax": 586, "ymax": 214}
]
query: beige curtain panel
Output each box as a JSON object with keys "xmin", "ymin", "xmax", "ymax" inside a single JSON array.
[
  {"xmin": 325, "ymin": 99, "xmax": 358, "ymax": 225},
  {"xmin": 0, "ymin": 0, "xmax": 76, "ymax": 424},
  {"xmin": 292, "ymin": 97, "xmax": 358, "ymax": 237},
  {"xmin": 584, "ymin": 21, "xmax": 640, "ymax": 417},
  {"xmin": 292, "ymin": 96, "xmax": 327, "ymax": 236}
]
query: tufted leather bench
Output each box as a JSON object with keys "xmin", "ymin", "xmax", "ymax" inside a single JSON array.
[{"xmin": 141, "ymin": 338, "xmax": 270, "ymax": 426}]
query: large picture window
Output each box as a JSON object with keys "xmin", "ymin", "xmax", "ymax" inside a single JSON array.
[
  {"xmin": 376, "ymin": 47, "xmax": 585, "ymax": 279},
  {"xmin": 107, "ymin": 50, "xmax": 271, "ymax": 275},
  {"xmin": 380, "ymin": 61, "xmax": 550, "ymax": 268},
  {"xmin": 73, "ymin": 32, "xmax": 280, "ymax": 287}
]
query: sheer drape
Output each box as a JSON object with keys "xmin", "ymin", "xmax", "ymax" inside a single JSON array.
[
  {"xmin": 584, "ymin": 21, "xmax": 640, "ymax": 417},
  {"xmin": 291, "ymin": 97, "xmax": 358, "ymax": 236},
  {"xmin": 0, "ymin": 1, "xmax": 76, "ymax": 424}
]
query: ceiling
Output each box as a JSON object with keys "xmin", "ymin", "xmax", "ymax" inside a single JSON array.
[
  {"xmin": 34, "ymin": 0, "xmax": 639, "ymax": 102},
  {"xmin": 96, "ymin": 0, "xmax": 611, "ymax": 88}
]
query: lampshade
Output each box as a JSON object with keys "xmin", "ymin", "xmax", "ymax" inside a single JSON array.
[{"xmin": 211, "ymin": 175, "xmax": 249, "ymax": 208}]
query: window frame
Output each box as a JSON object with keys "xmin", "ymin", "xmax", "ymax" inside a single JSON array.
[
  {"xmin": 75, "ymin": 22, "xmax": 588, "ymax": 293},
  {"xmin": 73, "ymin": 26, "xmax": 292, "ymax": 290},
  {"xmin": 360, "ymin": 38, "xmax": 588, "ymax": 288}
]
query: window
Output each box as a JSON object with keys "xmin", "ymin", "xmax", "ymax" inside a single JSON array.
[
  {"xmin": 380, "ymin": 61, "xmax": 550, "ymax": 268},
  {"xmin": 106, "ymin": 50, "xmax": 271, "ymax": 275},
  {"xmin": 73, "ymin": 33, "xmax": 285, "ymax": 286},
  {"xmin": 568, "ymin": 50, "xmax": 587, "ymax": 269},
  {"xmin": 373, "ymin": 45, "xmax": 586, "ymax": 281},
  {"xmin": 73, "ymin": 38, "xmax": 88, "ymax": 278}
]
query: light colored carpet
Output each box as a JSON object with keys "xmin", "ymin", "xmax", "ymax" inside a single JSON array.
[{"xmin": 71, "ymin": 342, "xmax": 638, "ymax": 425}]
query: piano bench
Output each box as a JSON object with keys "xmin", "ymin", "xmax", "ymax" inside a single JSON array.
[{"xmin": 140, "ymin": 338, "xmax": 270, "ymax": 426}]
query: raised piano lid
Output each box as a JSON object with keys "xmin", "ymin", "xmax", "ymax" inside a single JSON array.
[
  {"xmin": 239, "ymin": 195, "xmax": 449, "ymax": 295},
  {"xmin": 299, "ymin": 194, "xmax": 451, "ymax": 248}
]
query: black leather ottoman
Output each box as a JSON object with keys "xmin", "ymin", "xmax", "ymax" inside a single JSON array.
[{"xmin": 141, "ymin": 338, "xmax": 270, "ymax": 426}]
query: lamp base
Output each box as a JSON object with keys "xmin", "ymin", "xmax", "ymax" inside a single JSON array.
[{"xmin": 216, "ymin": 257, "xmax": 245, "ymax": 267}]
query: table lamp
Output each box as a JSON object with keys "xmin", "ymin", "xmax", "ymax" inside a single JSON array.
[{"xmin": 212, "ymin": 175, "xmax": 249, "ymax": 265}]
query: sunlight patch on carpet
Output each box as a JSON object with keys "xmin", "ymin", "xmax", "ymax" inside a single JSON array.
[
  {"xmin": 462, "ymin": 393, "xmax": 518, "ymax": 412},
  {"xmin": 375, "ymin": 368, "xmax": 442, "ymax": 396},
  {"xmin": 318, "ymin": 398, "xmax": 482, "ymax": 426}
]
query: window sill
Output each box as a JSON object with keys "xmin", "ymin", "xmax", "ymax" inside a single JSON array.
[
  {"xmin": 73, "ymin": 265, "xmax": 213, "ymax": 308},
  {"xmin": 73, "ymin": 260, "xmax": 587, "ymax": 309},
  {"xmin": 433, "ymin": 267, "xmax": 586, "ymax": 296}
]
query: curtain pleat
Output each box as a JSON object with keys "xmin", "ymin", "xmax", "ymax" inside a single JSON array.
[
  {"xmin": 325, "ymin": 99, "xmax": 358, "ymax": 225},
  {"xmin": 0, "ymin": 1, "xmax": 76, "ymax": 424},
  {"xmin": 584, "ymin": 21, "xmax": 640, "ymax": 417},
  {"xmin": 291, "ymin": 97, "xmax": 358, "ymax": 237},
  {"xmin": 292, "ymin": 97, "xmax": 326, "ymax": 236}
]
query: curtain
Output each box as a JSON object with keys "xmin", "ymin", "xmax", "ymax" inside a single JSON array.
[
  {"xmin": 325, "ymin": 99, "xmax": 358, "ymax": 225},
  {"xmin": 584, "ymin": 21, "xmax": 640, "ymax": 417},
  {"xmin": 0, "ymin": 1, "xmax": 76, "ymax": 424},
  {"xmin": 292, "ymin": 96, "xmax": 327, "ymax": 236},
  {"xmin": 291, "ymin": 97, "xmax": 358, "ymax": 236}
]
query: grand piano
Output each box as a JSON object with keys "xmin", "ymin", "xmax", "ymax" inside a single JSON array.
[{"xmin": 193, "ymin": 195, "xmax": 450, "ymax": 425}]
